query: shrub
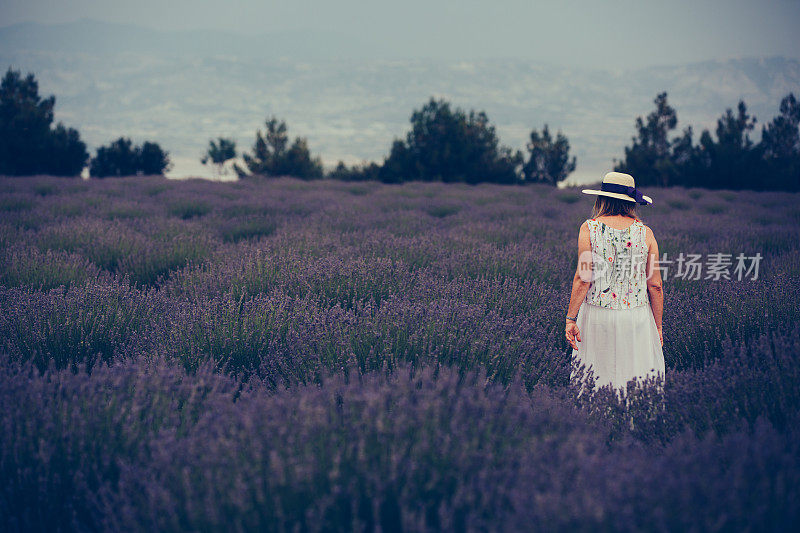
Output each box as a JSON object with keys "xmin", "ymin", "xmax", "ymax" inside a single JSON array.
[
  {"xmin": 166, "ymin": 199, "xmax": 211, "ymax": 219},
  {"xmin": 556, "ymin": 192, "xmax": 580, "ymax": 204},
  {"xmin": 35, "ymin": 217, "xmax": 217, "ymax": 287},
  {"xmin": 216, "ymin": 216, "xmax": 277, "ymax": 243},
  {"xmin": 667, "ymin": 199, "xmax": 690, "ymax": 210},
  {"xmin": 0, "ymin": 279, "xmax": 160, "ymax": 371},
  {"xmin": 0, "ymin": 244, "xmax": 106, "ymax": 291},
  {"xmin": 425, "ymin": 204, "xmax": 460, "ymax": 218}
]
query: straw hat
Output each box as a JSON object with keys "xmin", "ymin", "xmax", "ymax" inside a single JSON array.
[{"xmin": 582, "ymin": 172, "xmax": 653, "ymax": 205}]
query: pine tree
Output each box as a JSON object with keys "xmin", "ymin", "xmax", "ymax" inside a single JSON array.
[
  {"xmin": 237, "ymin": 117, "xmax": 322, "ymax": 179},
  {"xmin": 759, "ymin": 93, "xmax": 799, "ymax": 191},
  {"xmin": 522, "ymin": 124, "xmax": 576, "ymax": 185},
  {"xmin": 202, "ymin": 137, "xmax": 237, "ymax": 177},
  {"xmin": 0, "ymin": 68, "xmax": 87, "ymax": 176},
  {"xmin": 614, "ymin": 92, "xmax": 679, "ymax": 187},
  {"xmin": 381, "ymin": 98, "xmax": 522, "ymax": 184},
  {"xmin": 695, "ymin": 101, "xmax": 757, "ymax": 189}
]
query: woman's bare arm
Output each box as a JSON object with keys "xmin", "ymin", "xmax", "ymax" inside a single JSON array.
[
  {"xmin": 644, "ymin": 226, "xmax": 664, "ymax": 344},
  {"xmin": 565, "ymin": 222, "xmax": 592, "ymax": 350}
]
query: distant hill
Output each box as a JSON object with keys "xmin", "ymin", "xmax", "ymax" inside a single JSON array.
[
  {"xmin": 0, "ymin": 18, "xmax": 385, "ymax": 60},
  {"xmin": 2, "ymin": 20, "xmax": 798, "ymax": 183}
]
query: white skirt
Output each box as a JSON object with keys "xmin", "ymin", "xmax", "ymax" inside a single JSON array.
[{"xmin": 570, "ymin": 301, "xmax": 665, "ymax": 396}]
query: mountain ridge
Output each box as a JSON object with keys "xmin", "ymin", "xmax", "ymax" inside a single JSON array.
[{"xmin": 0, "ymin": 18, "xmax": 391, "ymax": 61}]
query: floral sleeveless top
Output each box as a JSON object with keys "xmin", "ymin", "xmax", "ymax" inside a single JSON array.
[{"xmin": 585, "ymin": 218, "xmax": 649, "ymax": 309}]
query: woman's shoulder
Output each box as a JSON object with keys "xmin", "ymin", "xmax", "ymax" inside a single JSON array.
[
  {"xmin": 638, "ymin": 221, "xmax": 657, "ymax": 243},
  {"xmin": 581, "ymin": 219, "xmax": 596, "ymax": 232}
]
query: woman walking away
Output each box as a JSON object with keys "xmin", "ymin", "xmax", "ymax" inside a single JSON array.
[{"xmin": 565, "ymin": 172, "xmax": 665, "ymax": 396}]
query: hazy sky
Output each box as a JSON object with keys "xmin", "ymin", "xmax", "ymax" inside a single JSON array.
[{"xmin": 2, "ymin": 0, "xmax": 799, "ymax": 67}]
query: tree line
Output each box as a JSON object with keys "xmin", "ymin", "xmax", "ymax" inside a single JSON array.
[
  {"xmin": 615, "ymin": 92, "xmax": 799, "ymax": 191},
  {"xmin": 1, "ymin": 67, "xmax": 575, "ymax": 185},
  {"xmin": 221, "ymin": 91, "xmax": 800, "ymax": 191},
  {"xmin": 2, "ymin": 66, "xmax": 798, "ymax": 190},
  {"xmin": 210, "ymin": 98, "xmax": 576, "ymax": 186}
]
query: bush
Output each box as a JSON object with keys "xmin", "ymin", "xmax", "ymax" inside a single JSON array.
[
  {"xmin": 216, "ymin": 216, "xmax": 278, "ymax": 243},
  {"xmin": 0, "ymin": 279, "xmax": 159, "ymax": 372},
  {"xmin": 34, "ymin": 217, "xmax": 217, "ymax": 287},
  {"xmin": 166, "ymin": 199, "xmax": 211, "ymax": 219},
  {"xmin": 0, "ymin": 244, "xmax": 107, "ymax": 291}
]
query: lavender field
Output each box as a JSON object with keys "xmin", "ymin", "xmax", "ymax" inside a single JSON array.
[{"xmin": 1, "ymin": 175, "xmax": 799, "ymax": 531}]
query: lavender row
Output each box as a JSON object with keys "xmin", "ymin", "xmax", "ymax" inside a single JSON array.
[
  {"xmin": 2, "ymin": 249, "xmax": 796, "ymax": 383},
  {"xmin": 1, "ymin": 355, "xmax": 797, "ymax": 531}
]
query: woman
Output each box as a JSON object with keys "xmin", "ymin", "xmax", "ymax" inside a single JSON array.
[{"xmin": 565, "ymin": 171, "xmax": 665, "ymax": 396}]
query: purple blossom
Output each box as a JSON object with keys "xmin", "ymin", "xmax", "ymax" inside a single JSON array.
[{"xmin": 0, "ymin": 175, "xmax": 798, "ymax": 530}]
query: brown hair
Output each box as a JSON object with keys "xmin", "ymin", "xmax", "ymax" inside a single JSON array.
[{"xmin": 591, "ymin": 195, "xmax": 641, "ymax": 221}]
